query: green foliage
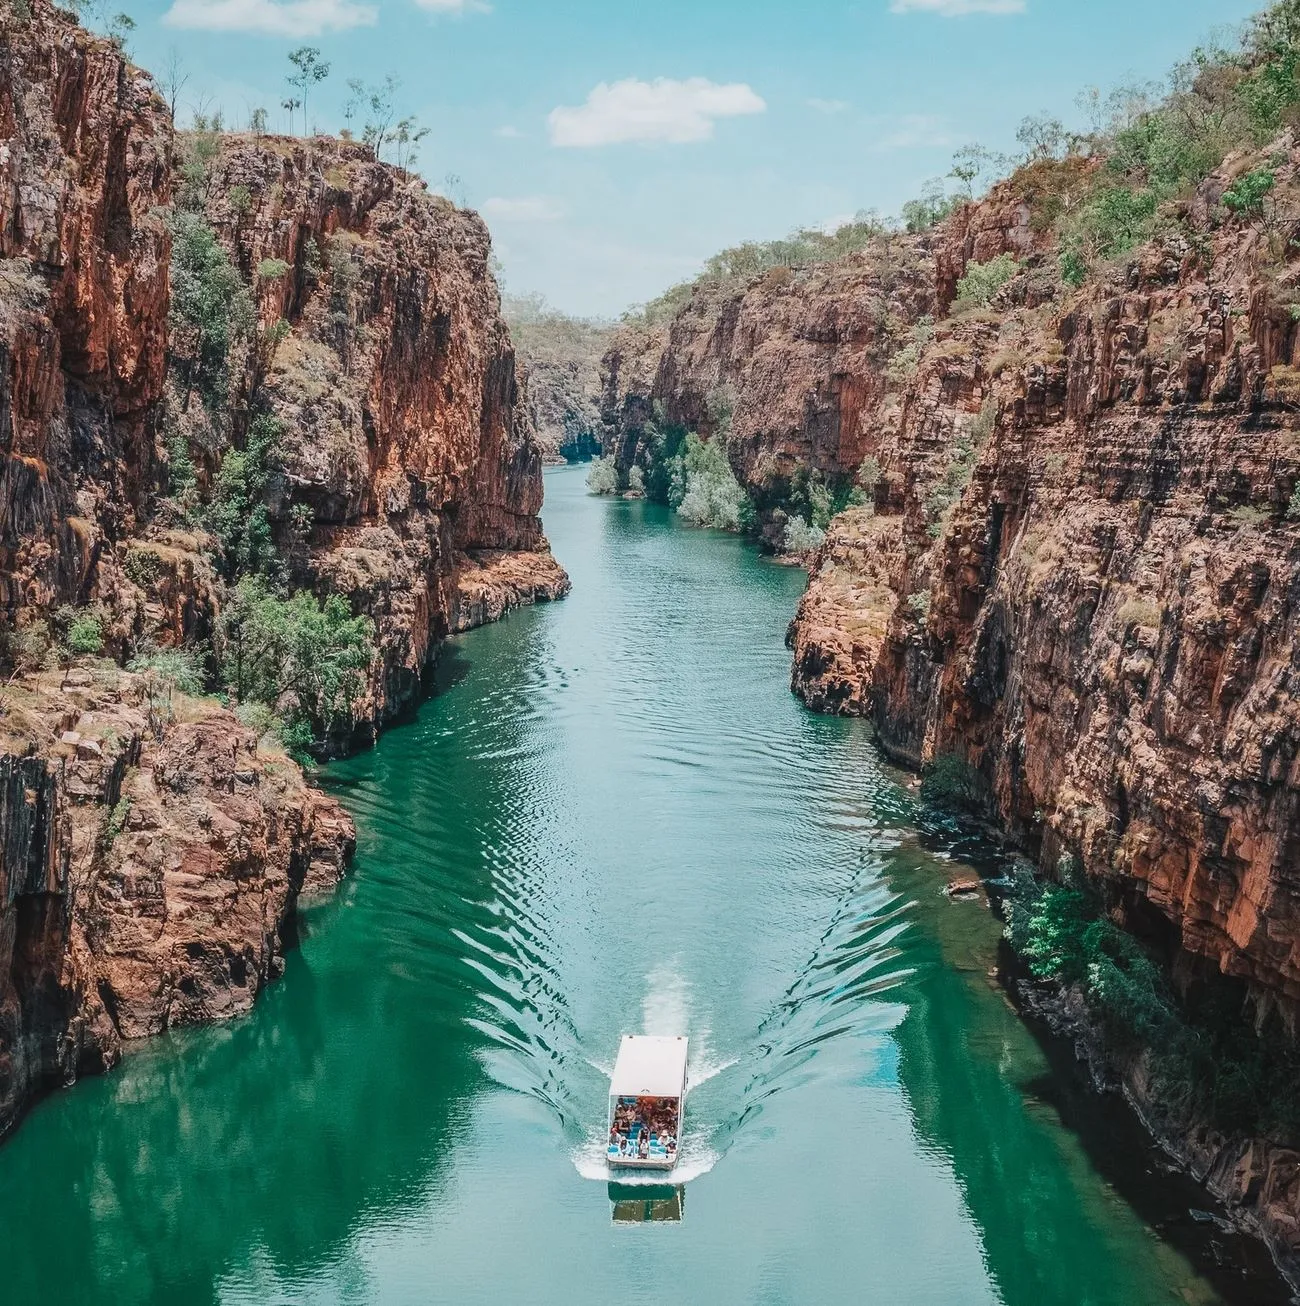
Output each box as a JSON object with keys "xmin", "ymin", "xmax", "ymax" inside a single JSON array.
[
  {"xmin": 103, "ymin": 795, "xmax": 131, "ymax": 850},
  {"xmin": 1288, "ymin": 482, "xmax": 1300, "ymax": 519},
  {"xmin": 953, "ymin": 254, "xmax": 1019, "ymax": 310},
  {"xmin": 1060, "ymin": 246, "xmax": 1089, "ymax": 288},
  {"xmin": 128, "ymin": 645, "xmax": 205, "ymax": 737},
  {"xmin": 623, "ymin": 214, "xmax": 890, "ymax": 326},
  {"xmin": 257, "ymin": 257, "xmax": 291, "ymax": 281},
  {"xmin": 636, "ymin": 418, "xmax": 687, "ymax": 506},
  {"xmin": 127, "ymin": 646, "xmax": 204, "ymax": 696},
  {"xmin": 219, "ymin": 578, "xmax": 374, "ymax": 750},
  {"xmin": 886, "ymin": 317, "xmax": 935, "ymax": 384},
  {"xmin": 1, "ymin": 620, "xmax": 53, "ymax": 675},
  {"xmin": 919, "ymin": 752, "xmax": 982, "ymax": 810},
  {"xmin": 176, "ymin": 128, "xmax": 221, "ymax": 212},
  {"xmin": 586, "ymin": 456, "xmax": 619, "ymax": 495},
  {"xmin": 123, "ymin": 546, "xmax": 163, "ymax": 586},
  {"xmin": 1224, "ymin": 168, "xmax": 1277, "ymax": 217},
  {"xmin": 1004, "ymin": 855, "xmax": 1300, "ymax": 1141},
  {"xmin": 164, "ymin": 426, "xmax": 198, "ymax": 511},
  {"xmin": 65, "ymin": 609, "xmax": 105, "ymax": 656},
  {"xmin": 902, "ymin": 180, "xmax": 961, "ymax": 233},
  {"xmin": 925, "ymin": 405, "xmax": 989, "ymax": 529},
  {"xmin": 168, "ymin": 212, "xmax": 254, "ymax": 412},
  {"xmin": 782, "ymin": 515, "xmax": 824, "ymax": 554},
  {"xmin": 286, "ymin": 45, "xmax": 329, "ymax": 136},
  {"xmin": 1229, "ymin": 504, "xmax": 1271, "ymax": 527},
  {"xmin": 673, "ymin": 433, "xmax": 753, "ymax": 532},
  {"xmin": 105, "ymin": 10, "xmax": 134, "ymax": 50},
  {"xmin": 228, "ymin": 185, "xmax": 253, "ymax": 216},
  {"xmin": 208, "ymin": 414, "xmax": 283, "ymax": 580}
]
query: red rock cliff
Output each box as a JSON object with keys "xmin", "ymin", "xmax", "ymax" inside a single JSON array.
[
  {"xmin": 0, "ymin": 0, "xmax": 566, "ymax": 1139},
  {"xmin": 176, "ymin": 134, "xmax": 568, "ymax": 734},
  {"xmin": 607, "ymin": 147, "xmax": 1300, "ymax": 1268}
]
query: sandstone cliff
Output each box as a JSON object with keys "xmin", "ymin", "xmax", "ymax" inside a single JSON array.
[
  {"xmin": 504, "ymin": 297, "xmax": 609, "ymax": 463},
  {"xmin": 785, "ymin": 157, "xmax": 1300, "ymax": 1276},
  {"xmin": 0, "ymin": 0, "xmax": 565, "ymax": 1138},
  {"xmin": 600, "ymin": 97, "xmax": 1300, "ymax": 1269},
  {"xmin": 183, "ymin": 133, "xmax": 569, "ymax": 736}
]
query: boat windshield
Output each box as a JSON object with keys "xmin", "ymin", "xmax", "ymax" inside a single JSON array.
[{"xmin": 607, "ymin": 1095, "xmax": 679, "ymax": 1163}]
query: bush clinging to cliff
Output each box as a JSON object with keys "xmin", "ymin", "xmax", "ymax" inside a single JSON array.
[
  {"xmin": 1004, "ymin": 862, "xmax": 1300, "ymax": 1140},
  {"xmin": 219, "ymin": 578, "xmax": 374, "ymax": 751},
  {"xmin": 954, "ymin": 254, "xmax": 1019, "ymax": 310},
  {"xmin": 168, "ymin": 211, "xmax": 254, "ymax": 413},
  {"xmin": 208, "ymin": 414, "xmax": 283, "ymax": 580},
  {"xmin": 586, "ymin": 457, "xmax": 619, "ymax": 495},
  {"xmin": 672, "ymin": 433, "xmax": 753, "ymax": 532}
]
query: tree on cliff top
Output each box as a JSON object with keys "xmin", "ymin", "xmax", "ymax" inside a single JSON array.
[{"xmin": 286, "ymin": 46, "xmax": 329, "ymax": 136}]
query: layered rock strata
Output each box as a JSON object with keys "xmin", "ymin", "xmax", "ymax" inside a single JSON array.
[
  {"xmin": 0, "ymin": 0, "xmax": 566, "ymax": 1137},
  {"xmin": 604, "ymin": 149, "xmax": 1300, "ymax": 1271}
]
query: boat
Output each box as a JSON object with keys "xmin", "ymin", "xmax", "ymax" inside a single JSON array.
[{"xmin": 606, "ymin": 1035, "xmax": 688, "ymax": 1171}]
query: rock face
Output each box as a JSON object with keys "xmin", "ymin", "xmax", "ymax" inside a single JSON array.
[
  {"xmin": 599, "ymin": 195, "xmax": 1037, "ymax": 543},
  {"xmin": 606, "ymin": 149, "xmax": 1300, "ymax": 1267},
  {"xmin": 183, "ymin": 134, "xmax": 570, "ymax": 737},
  {"xmin": 784, "ymin": 160, "xmax": 1300, "ymax": 1023},
  {"xmin": 0, "ymin": 0, "xmax": 565, "ymax": 1138},
  {"xmin": 0, "ymin": 0, "xmax": 171, "ymax": 616},
  {"xmin": 0, "ymin": 669, "xmax": 354, "ymax": 1136},
  {"xmin": 505, "ymin": 301, "xmax": 610, "ymax": 463}
]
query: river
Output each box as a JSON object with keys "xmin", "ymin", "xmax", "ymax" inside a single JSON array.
[{"xmin": 0, "ymin": 466, "xmax": 1288, "ymax": 1305}]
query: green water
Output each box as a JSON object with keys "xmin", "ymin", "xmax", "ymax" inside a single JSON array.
[{"xmin": 0, "ymin": 467, "xmax": 1286, "ymax": 1305}]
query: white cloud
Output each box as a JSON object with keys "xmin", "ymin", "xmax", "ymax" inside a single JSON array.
[
  {"xmin": 162, "ymin": 0, "xmax": 376, "ymax": 34},
  {"xmin": 481, "ymin": 196, "xmax": 566, "ymax": 223},
  {"xmin": 413, "ymin": 0, "xmax": 492, "ymax": 11},
  {"xmin": 866, "ymin": 113, "xmax": 956, "ymax": 150},
  {"xmin": 808, "ymin": 98, "xmax": 850, "ymax": 115},
  {"xmin": 494, "ymin": 125, "xmax": 524, "ymax": 139},
  {"xmin": 890, "ymin": 0, "xmax": 1025, "ymax": 13},
  {"xmin": 548, "ymin": 77, "xmax": 766, "ymax": 148}
]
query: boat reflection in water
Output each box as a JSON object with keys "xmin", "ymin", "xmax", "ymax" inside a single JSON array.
[{"xmin": 608, "ymin": 1183, "xmax": 686, "ymax": 1225}]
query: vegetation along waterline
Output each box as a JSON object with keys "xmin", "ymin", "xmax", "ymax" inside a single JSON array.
[{"xmin": 2, "ymin": 0, "xmax": 1300, "ymax": 1300}]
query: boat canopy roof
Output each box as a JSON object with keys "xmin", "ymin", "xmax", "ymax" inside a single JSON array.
[{"xmin": 610, "ymin": 1035, "xmax": 688, "ymax": 1099}]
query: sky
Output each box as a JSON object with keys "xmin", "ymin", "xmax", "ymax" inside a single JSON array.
[{"xmin": 112, "ymin": 0, "xmax": 1264, "ymax": 318}]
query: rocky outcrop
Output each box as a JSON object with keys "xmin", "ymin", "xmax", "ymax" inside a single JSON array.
[
  {"xmin": 0, "ymin": 668, "xmax": 354, "ymax": 1137},
  {"xmin": 0, "ymin": 0, "xmax": 566, "ymax": 1139},
  {"xmin": 187, "ymin": 134, "xmax": 567, "ymax": 737},
  {"xmin": 786, "ymin": 155, "xmax": 1300, "ymax": 1021},
  {"xmin": 0, "ymin": 0, "xmax": 171, "ymax": 616},
  {"xmin": 451, "ymin": 548, "xmax": 570, "ymax": 633}
]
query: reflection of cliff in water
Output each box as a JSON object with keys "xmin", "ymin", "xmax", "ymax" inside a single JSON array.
[
  {"xmin": 886, "ymin": 835, "xmax": 1291, "ymax": 1306},
  {"xmin": 0, "ymin": 921, "xmax": 483, "ymax": 1302},
  {"xmin": 0, "ymin": 609, "xmax": 562, "ymax": 1303},
  {"xmin": 610, "ymin": 1183, "xmax": 685, "ymax": 1224}
]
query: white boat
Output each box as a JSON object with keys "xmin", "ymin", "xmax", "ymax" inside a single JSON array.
[{"xmin": 606, "ymin": 1035, "xmax": 688, "ymax": 1171}]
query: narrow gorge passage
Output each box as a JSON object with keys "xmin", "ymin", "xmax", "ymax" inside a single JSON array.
[{"xmin": 0, "ymin": 470, "xmax": 1286, "ymax": 1305}]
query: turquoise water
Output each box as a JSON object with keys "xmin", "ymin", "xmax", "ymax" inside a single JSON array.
[{"xmin": 0, "ymin": 467, "xmax": 1284, "ymax": 1304}]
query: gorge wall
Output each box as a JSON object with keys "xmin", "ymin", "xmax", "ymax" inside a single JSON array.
[
  {"xmin": 602, "ymin": 152, "xmax": 1300, "ymax": 1267},
  {"xmin": 0, "ymin": 0, "xmax": 565, "ymax": 1138}
]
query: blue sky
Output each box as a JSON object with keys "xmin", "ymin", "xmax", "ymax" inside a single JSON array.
[{"xmin": 118, "ymin": 0, "xmax": 1262, "ymax": 317}]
